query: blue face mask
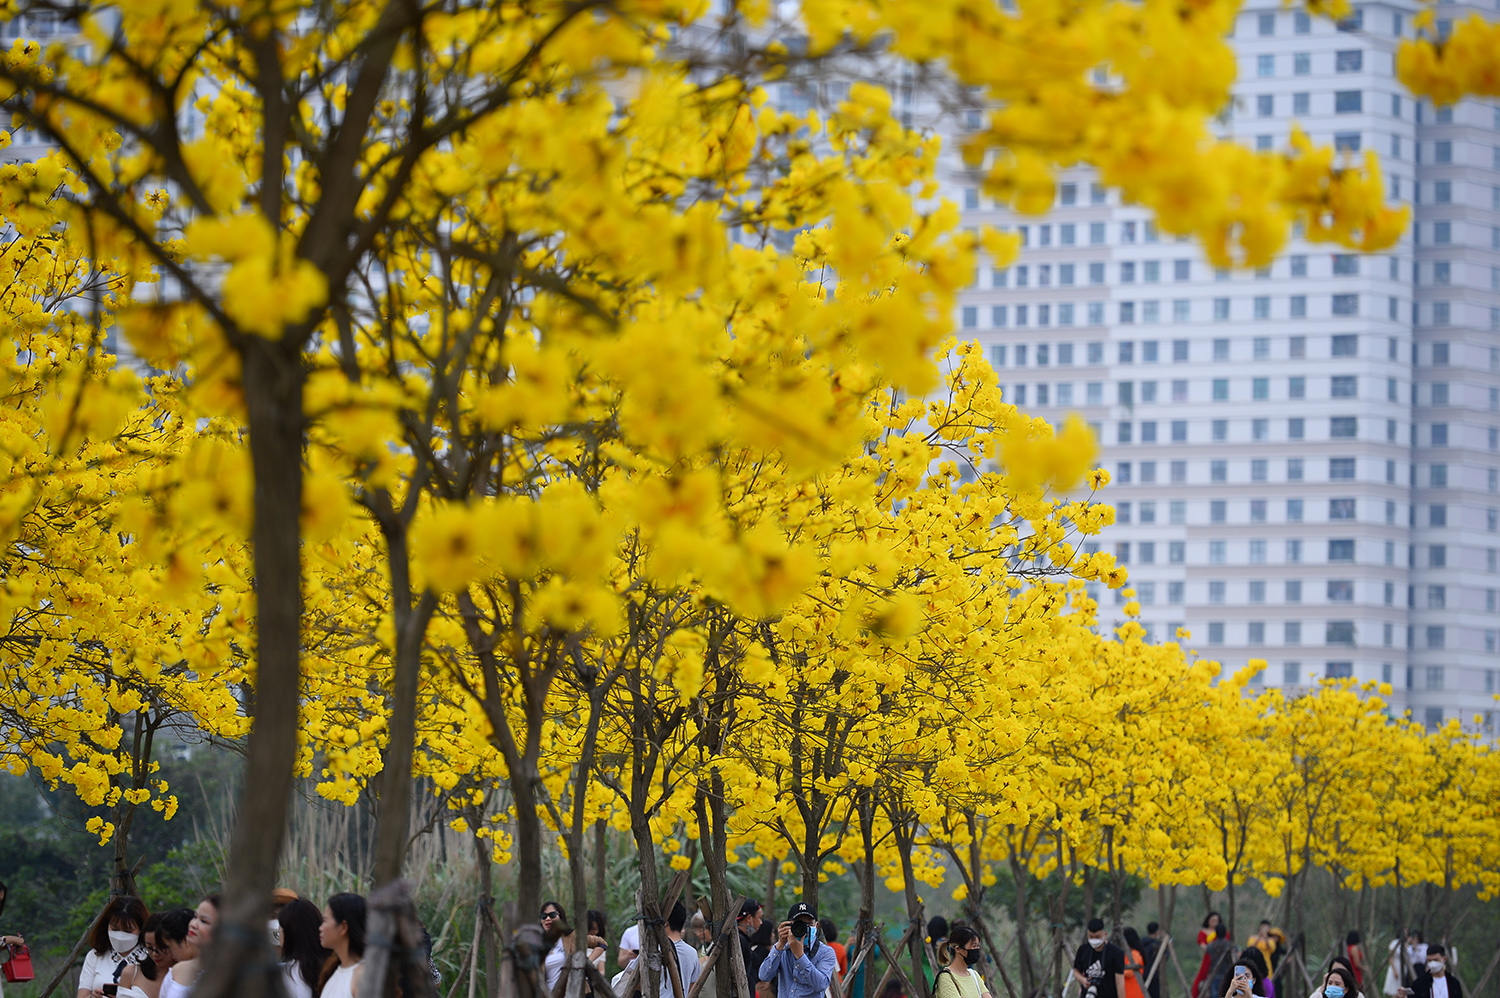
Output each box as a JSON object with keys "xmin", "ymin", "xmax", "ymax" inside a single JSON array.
[
  {"xmin": 802, "ymin": 924, "xmax": 817, "ymax": 948},
  {"xmin": 1326, "ymin": 985, "xmax": 1346, "ymax": 998}
]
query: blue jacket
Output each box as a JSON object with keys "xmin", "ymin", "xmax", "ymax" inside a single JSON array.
[{"xmin": 759, "ymin": 941, "xmax": 838, "ymax": 998}]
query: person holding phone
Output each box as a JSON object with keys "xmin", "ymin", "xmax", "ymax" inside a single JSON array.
[
  {"xmin": 758, "ymin": 902, "xmax": 837, "ymax": 998},
  {"xmin": 1410, "ymin": 945, "xmax": 1462, "ymax": 998}
]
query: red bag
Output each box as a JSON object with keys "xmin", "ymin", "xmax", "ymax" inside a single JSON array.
[{"xmin": 2, "ymin": 944, "xmax": 34, "ymax": 983}]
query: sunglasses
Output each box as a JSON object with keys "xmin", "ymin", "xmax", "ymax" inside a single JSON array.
[{"xmin": 541, "ymin": 911, "xmax": 561, "ymax": 921}]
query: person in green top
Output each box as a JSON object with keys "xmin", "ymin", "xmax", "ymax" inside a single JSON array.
[{"xmin": 932, "ymin": 927, "xmax": 992, "ymax": 998}]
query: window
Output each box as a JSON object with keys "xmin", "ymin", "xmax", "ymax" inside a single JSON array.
[
  {"xmin": 1168, "ymin": 581, "xmax": 1184, "ymax": 603},
  {"xmin": 1253, "ymin": 418, "xmax": 1268, "ymax": 441},
  {"xmin": 1294, "ymin": 52, "xmax": 1311, "ymax": 74},
  {"xmin": 1170, "ymin": 463, "xmax": 1186, "ymax": 486},
  {"xmin": 1432, "ymin": 464, "xmax": 1448, "ymax": 487},
  {"xmin": 1287, "ymin": 539, "xmax": 1303, "ymax": 564},
  {"xmin": 1433, "ymin": 382, "xmax": 1449, "ymax": 405},
  {"xmin": 1249, "ymin": 622, "xmax": 1265, "ymax": 645},
  {"xmin": 1288, "ymin": 499, "xmax": 1303, "ymax": 522},
  {"xmin": 1328, "ymin": 580, "xmax": 1354, "ymax": 602},
  {"xmin": 1288, "ymin": 457, "xmax": 1304, "ymax": 480},
  {"xmin": 1210, "ymin": 577, "xmax": 1226, "ymax": 598},
  {"xmin": 1330, "ymin": 498, "xmax": 1355, "ymax": 520},
  {"xmin": 1250, "ymin": 539, "xmax": 1267, "ymax": 563},
  {"xmin": 1060, "ymin": 183, "xmax": 1077, "ymax": 206},
  {"xmin": 1208, "ymin": 622, "xmax": 1225, "ymax": 645},
  {"xmin": 1424, "ymin": 707, "xmax": 1444, "ymax": 731},
  {"xmin": 1331, "ymin": 416, "xmax": 1357, "ymax": 438},
  {"xmin": 1336, "ymin": 49, "xmax": 1362, "ymax": 71},
  {"xmin": 1253, "ymin": 378, "xmax": 1269, "ymax": 400},
  {"xmin": 1427, "ymin": 629, "xmax": 1447, "ymax": 653},
  {"xmin": 1430, "ymin": 504, "xmax": 1447, "ymax": 527},
  {"xmin": 1211, "ymin": 460, "xmax": 1227, "ymax": 482},
  {"xmin": 1430, "ymin": 544, "xmax": 1447, "ymax": 568},
  {"xmin": 1332, "ymin": 376, "xmax": 1357, "ymax": 398},
  {"xmin": 1169, "ymin": 541, "xmax": 1185, "ymax": 563},
  {"xmin": 1213, "ymin": 379, "xmax": 1229, "ymax": 401},
  {"xmin": 1212, "ymin": 419, "xmax": 1227, "ymax": 442},
  {"xmin": 1257, "ymin": 94, "xmax": 1274, "ymax": 116},
  {"xmin": 1326, "ymin": 662, "xmax": 1353, "ymax": 679},
  {"xmin": 1289, "ymin": 378, "xmax": 1306, "ymax": 401},
  {"xmin": 1251, "ymin": 459, "xmax": 1268, "ymax": 482},
  {"xmin": 1332, "ymin": 294, "xmax": 1359, "ymax": 315},
  {"xmin": 1326, "ymin": 621, "xmax": 1355, "ymax": 645},
  {"xmin": 1171, "ymin": 419, "xmax": 1187, "ymax": 441},
  {"xmin": 1287, "ymin": 580, "xmax": 1303, "ymax": 602},
  {"xmin": 1330, "ymin": 458, "xmax": 1356, "ymax": 479},
  {"xmin": 1432, "ymin": 423, "xmax": 1448, "ymax": 446},
  {"xmin": 1428, "ymin": 585, "xmax": 1446, "ymax": 609},
  {"xmin": 1335, "ymin": 133, "xmax": 1361, "ymax": 152},
  {"xmin": 1336, "ymin": 91, "xmax": 1362, "ymax": 113},
  {"xmin": 1436, "ymin": 140, "xmax": 1452, "ymax": 164},
  {"xmin": 1251, "ymin": 498, "xmax": 1267, "ymax": 521},
  {"xmin": 1435, "ymin": 221, "xmax": 1451, "ymax": 244},
  {"xmin": 1332, "ymin": 334, "xmax": 1357, "ymax": 356},
  {"xmin": 1285, "ymin": 661, "xmax": 1302, "ymax": 684},
  {"xmin": 1214, "ymin": 298, "xmax": 1230, "ymax": 321},
  {"xmin": 1435, "ymin": 181, "xmax": 1452, "ymax": 204},
  {"xmin": 1211, "ymin": 500, "xmax": 1227, "ymax": 523},
  {"xmin": 1329, "ymin": 539, "xmax": 1355, "ymax": 561},
  {"xmin": 1250, "ymin": 580, "xmax": 1266, "ymax": 602},
  {"xmin": 1090, "ymin": 224, "xmax": 1106, "ymax": 246},
  {"xmin": 1258, "ymin": 12, "xmax": 1275, "ymax": 34},
  {"xmin": 1172, "ymin": 340, "xmax": 1189, "ymax": 362}
]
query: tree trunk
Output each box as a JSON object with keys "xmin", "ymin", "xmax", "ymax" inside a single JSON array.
[
  {"xmin": 194, "ymin": 337, "xmax": 307, "ymax": 998},
  {"xmin": 594, "ymin": 820, "xmax": 609, "ymax": 917},
  {"xmin": 567, "ymin": 685, "xmax": 606, "ymax": 923},
  {"xmin": 1160, "ymin": 885, "xmax": 1176, "ymax": 998},
  {"xmin": 370, "ymin": 516, "xmax": 437, "ymax": 887},
  {"xmin": 894, "ymin": 822, "xmax": 929, "ymax": 998},
  {"xmin": 1009, "ymin": 847, "xmax": 1037, "ymax": 997}
]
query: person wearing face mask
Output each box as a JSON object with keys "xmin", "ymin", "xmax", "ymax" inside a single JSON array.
[
  {"xmin": 1410, "ymin": 945, "xmax": 1462, "ymax": 998},
  {"xmin": 1074, "ymin": 920, "xmax": 1127, "ymax": 998},
  {"xmin": 1312, "ymin": 966, "xmax": 1359, "ymax": 998},
  {"xmin": 78, "ymin": 897, "xmax": 150, "ymax": 998},
  {"xmin": 933, "ymin": 927, "xmax": 991, "ymax": 998},
  {"xmin": 759, "ymin": 902, "xmax": 838, "ymax": 998}
]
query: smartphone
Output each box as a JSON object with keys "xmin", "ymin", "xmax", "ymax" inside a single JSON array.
[
  {"xmin": 1234, "ymin": 967, "xmax": 1251, "ymax": 979},
  {"xmin": 103, "ymin": 986, "xmax": 118, "ymax": 996}
]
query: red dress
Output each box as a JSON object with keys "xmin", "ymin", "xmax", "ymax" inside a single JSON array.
[{"xmin": 1191, "ymin": 931, "xmax": 1215, "ymax": 998}]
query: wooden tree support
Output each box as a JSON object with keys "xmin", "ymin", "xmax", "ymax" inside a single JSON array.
[
  {"xmin": 684, "ymin": 895, "xmax": 748, "ymax": 998},
  {"xmin": 365, "ymin": 880, "xmax": 440, "ymax": 998}
]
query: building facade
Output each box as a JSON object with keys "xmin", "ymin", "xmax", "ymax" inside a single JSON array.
[{"xmin": 945, "ymin": 0, "xmax": 1500, "ymax": 728}]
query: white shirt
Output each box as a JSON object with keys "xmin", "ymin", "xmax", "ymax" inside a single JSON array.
[
  {"xmin": 621, "ymin": 926, "xmax": 640, "ymax": 955},
  {"xmin": 323, "ymin": 964, "xmax": 360, "ymax": 998},
  {"xmin": 282, "ymin": 964, "xmax": 313, "ymax": 998},
  {"xmin": 626, "ymin": 939, "xmax": 700, "ymax": 998},
  {"xmin": 158, "ymin": 968, "xmax": 192, "ymax": 998},
  {"xmin": 545, "ymin": 941, "xmax": 568, "ymax": 993},
  {"xmin": 81, "ymin": 949, "xmax": 146, "ymax": 993},
  {"xmin": 1432, "ymin": 977, "xmax": 1449, "ymax": 998}
]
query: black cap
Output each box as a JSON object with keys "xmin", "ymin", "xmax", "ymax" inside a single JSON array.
[
  {"xmin": 788, "ymin": 902, "xmax": 816, "ymax": 923},
  {"xmin": 738, "ymin": 900, "xmax": 762, "ymax": 920}
]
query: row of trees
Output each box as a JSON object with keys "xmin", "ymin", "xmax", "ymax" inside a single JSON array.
[{"xmin": 0, "ymin": 0, "xmax": 1483, "ymax": 997}]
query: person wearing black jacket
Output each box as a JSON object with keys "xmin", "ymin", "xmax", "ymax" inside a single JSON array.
[{"xmin": 1410, "ymin": 946, "xmax": 1463, "ymax": 998}]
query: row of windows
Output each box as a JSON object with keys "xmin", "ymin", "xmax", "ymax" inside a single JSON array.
[
  {"xmin": 1241, "ymin": 88, "xmax": 1364, "ymax": 115},
  {"xmin": 1110, "ymin": 498, "xmax": 1500, "ymax": 530},
  {"xmin": 963, "ymin": 294, "xmax": 1372, "ymax": 329},
  {"xmin": 989, "ymin": 334, "xmax": 1372, "ymax": 366},
  {"xmin": 986, "ymin": 254, "xmax": 1376, "ymax": 285},
  {"xmin": 1103, "ymin": 457, "xmax": 1497, "ymax": 490},
  {"xmin": 1000, "ymin": 375, "xmax": 1392, "ymax": 405},
  {"xmin": 1242, "ymin": 8, "xmax": 1384, "ymax": 38}
]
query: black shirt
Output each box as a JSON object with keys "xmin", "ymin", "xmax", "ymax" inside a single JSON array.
[{"xmin": 1074, "ymin": 942, "xmax": 1126, "ymax": 998}]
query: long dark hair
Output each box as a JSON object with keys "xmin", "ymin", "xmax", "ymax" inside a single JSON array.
[
  {"xmin": 137, "ymin": 914, "xmax": 165, "ymax": 982},
  {"xmin": 89, "ymin": 896, "xmax": 150, "ymax": 955},
  {"xmin": 279, "ymin": 899, "xmax": 329, "ymax": 991},
  {"xmin": 328, "ymin": 893, "xmax": 367, "ymax": 957}
]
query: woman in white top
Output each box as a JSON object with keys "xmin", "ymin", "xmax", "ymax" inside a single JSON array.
[
  {"xmin": 318, "ymin": 893, "xmax": 367, "ymax": 998},
  {"xmin": 279, "ymin": 899, "xmax": 331, "ymax": 998},
  {"xmin": 152, "ymin": 909, "xmax": 196, "ymax": 998},
  {"xmin": 78, "ymin": 896, "xmax": 149, "ymax": 998},
  {"xmin": 542, "ymin": 903, "xmax": 570, "ymax": 994}
]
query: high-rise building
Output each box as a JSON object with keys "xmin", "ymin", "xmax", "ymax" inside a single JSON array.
[{"xmin": 947, "ymin": 0, "xmax": 1500, "ymax": 730}]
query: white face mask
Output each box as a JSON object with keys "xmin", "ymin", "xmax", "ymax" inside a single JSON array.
[
  {"xmin": 269, "ymin": 920, "xmax": 284, "ymax": 948},
  {"xmin": 108, "ymin": 930, "xmax": 139, "ymax": 954},
  {"xmin": 1089, "ymin": 938, "xmax": 1106, "ymax": 949},
  {"xmin": 1428, "ymin": 961, "xmax": 1444, "ymax": 975}
]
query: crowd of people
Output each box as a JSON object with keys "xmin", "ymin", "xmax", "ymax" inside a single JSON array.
[
  {"xmin": 55, "ymin": 890, "xmax": 368, "ymax": 998},
  {"xmin": 0, "ymin": 889, "xmax": 1466, "ymax": 998}
]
